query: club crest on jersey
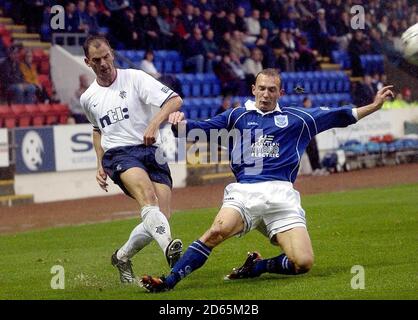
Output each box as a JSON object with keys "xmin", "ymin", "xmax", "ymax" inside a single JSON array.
[
  {"xmin": 119, "ymin": 90, "xmax": 127, "ymax": 99},
  {"xmin": 274, "ymin": 115, "xmax": 288, "ymax": 128}
]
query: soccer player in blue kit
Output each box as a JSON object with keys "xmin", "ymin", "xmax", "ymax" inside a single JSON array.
[{"xmin": 141, "ymin": 68, "xmax": 395, "ymax": 292}]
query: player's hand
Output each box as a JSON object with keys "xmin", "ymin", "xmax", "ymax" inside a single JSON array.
[
  {"xmin": 96, "ymin": 167, "xmax": 108, "ymax": 192},
  {"xmin": 143, "ymin": 124, "xmax": 158, "ymax": 145},
  {"xmin": 373, "ymin": 85, "xmax": 395, "ymax": 109},
  {"xmin": 168, "ymin": 111, "xmax": 185, "ymax": 125}
]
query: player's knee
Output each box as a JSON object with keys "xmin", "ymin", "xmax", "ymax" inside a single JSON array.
[
  {"xmin": 133, "ymin": 187, "xmax": 158, "ymax": 206},
  {"xmin": 204, "ymin": 226, "xmax": 226, "ymax": 247},
  {"xmin": 293, "ymin": 254, "xmax": 314, "ymax": 274}
]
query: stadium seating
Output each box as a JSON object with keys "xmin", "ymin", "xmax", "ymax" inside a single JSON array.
[
  {"xmin": 0, "ymin": 105, "xmax": 15, "ymax": 128},
  {"xmin": 25, "ymin": 104, "xmax": 44, "ymax": 126},
  {"xmin": 10, "ymin": 104, "xmax": 31, "ymax": 127},
  {"xmin": 360, "ymin": 54, "xmax": 384, "ymax": 75}
]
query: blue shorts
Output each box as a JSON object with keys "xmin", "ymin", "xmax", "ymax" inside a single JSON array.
[{"xmin": 102, "ymin": 145, "xmax": 172, "ymax": 197}]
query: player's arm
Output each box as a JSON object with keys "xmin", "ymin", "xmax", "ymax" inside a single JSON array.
[
  {"xmin": 93, "ymin": 129, "xmax": 108, "ymax": 192},
  {"xmin": 356, "ymin": 85, "xmax": 395, "ymax": 120},
  {"xmin": 143, "ymin": 95, "xmax": 183, "ymax": 145},
  {"xmin": 169, "ymin": 109, "xmax": 232, "ymax": 137}
]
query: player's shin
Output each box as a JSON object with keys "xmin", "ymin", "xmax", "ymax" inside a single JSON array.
[
  {"xmin": 165, "ymin": 240, "xmax": 212, "ymax": 288},
  {"xmin": 141, "ymin": 205, "xmax": 172, "ymax": 251},
  {"xmin": 117, "ymin": 222, "xmax": 153, "ymax": 262}
]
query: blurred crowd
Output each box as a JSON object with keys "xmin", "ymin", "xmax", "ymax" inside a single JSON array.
[{"xmin": 1, "ymin": 0, "xmax": 417, "ymax": 102}]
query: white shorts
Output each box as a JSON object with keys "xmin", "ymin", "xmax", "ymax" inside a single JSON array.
[{"xmin": 222, "ymin": 181, "xmax": 307, "ymax": 243}]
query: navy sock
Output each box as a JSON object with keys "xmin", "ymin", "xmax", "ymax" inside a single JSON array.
[
  {"xmin": 253, "ymin": 254, "xmax": 297, "ymax": 276},
  {"xmin": 165, "ymin": 240, "xmax": 212, "ymax": 288}
]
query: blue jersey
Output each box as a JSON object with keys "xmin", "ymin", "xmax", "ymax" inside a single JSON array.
[{"xmin": 185, "ymin": 100, "xmax": 358, "ymax": 183}]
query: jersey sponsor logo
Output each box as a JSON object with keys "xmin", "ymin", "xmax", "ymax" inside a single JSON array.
[
  {"xmin": 247, "ymin": 121, "xmax": 258, "ymax": 126},
  {"xmin": 320, "ymin": 106, "xmax": 330, "ymax": 110},
  {"xmin": 99, "ymin": 107, "xmax": 130, "ymax": 128},
  {"xmin": 119, "ymin": 90, "xmax": 127, "ymax": 99},
  {"xmin": 251, "ymin": 135, "xmax": 280, "ymax": 158},
  {"xmin": 274, "ymin": 115, "xmax": 288, "ymax": 128}
]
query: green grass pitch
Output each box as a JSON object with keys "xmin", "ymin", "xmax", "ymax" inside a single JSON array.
[{"xmin": 1, "ymin": 183, "xmax": 417, "ymax": 300}]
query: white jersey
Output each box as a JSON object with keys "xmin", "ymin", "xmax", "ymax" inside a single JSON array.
[{"xmin": 80, "ymin": 68, "xmax": 177, "ymax": 152}]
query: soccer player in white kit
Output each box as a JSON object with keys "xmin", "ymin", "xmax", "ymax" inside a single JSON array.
[
  {"xmin": 141, "ymin": 68, "xmax": 395, "ymax": 292},
  {"xmin": 80, "ymin": 35, "xmax": 183, "ymax": 284}
]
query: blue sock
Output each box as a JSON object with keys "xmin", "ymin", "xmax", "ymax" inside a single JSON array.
[
  {"xmin": 253, "ymin": 254, "xmax": 297, "ymax": 276},
  {"xmin": 165, "ymin": 240, "xmax": 212, "ymax": 288}
]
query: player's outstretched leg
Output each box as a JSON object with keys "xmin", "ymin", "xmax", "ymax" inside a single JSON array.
[
  {"xmin": 225, "ymin": 252, "xmax": 298, "ymax": 280},
  {"xmin": 141, "ymin": 239, "xmax": 212, "ymax": 292}
]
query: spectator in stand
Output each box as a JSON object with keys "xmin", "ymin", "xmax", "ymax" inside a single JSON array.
[
  {"xmin": 353, "ymin": 75, "xmax": 377, "ymax": 107},
  {"xmin": 199, "ymin": 9, "xmax": 213, "ymax": 32},
  {"xmin": 255, "ymin": 28, "xmax": 276, "ymax": 68},
  {"xmin": 260, "ymin": 10, "xmax": 277, "ymax": 36},
  {"xmin": 183, "ymin": 27, "xmax": 206, "ymax": 73},
  {"xmin": 348, "ymin": 30, "xmax": 369, "ymax": 77},
  {"xmin": 243, "ymin": 47, "xmax": 264, "ymax": 79},
  {"xmin": 135, "ymin": 4, "xmax": 160, "ymax": 50},
  {"xmin": 334, "ymin": 11, "xmax": 352, "ymax": 51},
  {"xmin": 168, "ymin": 7, "xmax": 189, "ymax": 41},
  {"xmin": 369, "ymin": 28, "xmax": 384, "ymax": 54},
  {"xmin": 76, "ymin": 0, "xmax": 89, "ymax": 33},
  {"xmin": 202, "ymin": 28, "xmax": 219, "ymax": 73},
  {"xmin": 118, "ymin": 8, "xmax": 141, "ymax": 49},
  {"xmin": 215, "ymin": 95, "xmax": 233, "ymax": 115},
  {"xmin": 279, "ymin": 6, "xmax": 299, "ymax": 32},
  {"xmin": 0, "ymin": 45, "xmax": 37, "ymax": 104},
  {"xmin": 296, "ymin": 34, "xmax": 319, "ymax": 71},
  {"xmin": 19, "ymin": 49, "xmax": 48, "ymax": 103},
  {"xmin": 214, "ymin": 53, "xmax": 248, "ymax": 96},
  {"xmin": 155, "ymin": 6, "xmax": 175, "ymax": 49},
  {"xmin": 235, "ymin": 6, "xmax": 248, "ymax": 33},
  {"xmin": 309, "ymin": 8, "xmax": 338, "ymax": 57},
  {"xmin": 139, "ymin": 50, "xmax": 161, "ymax": 79},
  {"xmin": 196, "ymin": 0, "xmax": 215, "ymax": 12},
  {"xmin": 65, "ymin": 1, "xmax": 81, "ymax": 32},
  {"xmin": 69, "ymin": 74, "xmax": 91, "ymax": 123},
  {"xmin": 228, "ymin": 30, "xmax": 251, "ymax": 61},
  {"xmin": 103, "ymin": 0, "xmax": 130, "ymax": 11},
  {"xmin": 271, "ymin": 30, "xmax": 299, "ymax": 72},
  {"xmin": 84, "ymin": 1, "xmax": 101, "ymax": 35},
  {"xmin": 372, "ymin": 73, "xmax": 385, "ymax": 92},
  {"xmin": 182, "ymin": 3, "xmax": 197, "ymax": 34},
  {"xmin": 244, "ymin": 9, "xmax": 261, "ymax": 44},
  {"xmin": 225, "ymin": 11, "xmax": 238, "ymax": 33},
  {"xmin": 378, "ymin": 16, "xmax": 389, "ymax": 36},
  {"xmin": 210, "ymin": 9, "xmax": 228, "ymax": 43}
]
